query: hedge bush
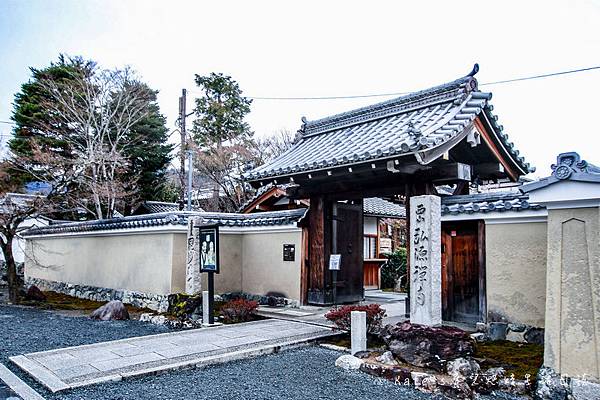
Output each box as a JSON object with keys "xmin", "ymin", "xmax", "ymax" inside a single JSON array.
[
  {"xmin": 324, "ymin": 304, "xmax": 386, "ymax": 334},
  {"xmin": 220, "ymin": 298, "xmax": 259, "ymax": 324}
]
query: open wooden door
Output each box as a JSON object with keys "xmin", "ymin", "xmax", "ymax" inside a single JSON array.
[
  {"xmin": 332, "ymin": 202, "xmax": 364, "ymax": 303},
  {"xmin": 441, "ymin": 220, "xmax": 486, "ymax": 324}
]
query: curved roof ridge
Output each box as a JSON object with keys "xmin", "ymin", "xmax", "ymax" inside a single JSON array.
[{"xmin": 300, "ymin": 73, "xmax": 478, "ymax": 137}]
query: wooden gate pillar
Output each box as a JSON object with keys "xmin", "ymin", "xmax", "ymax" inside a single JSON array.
[{"xmin": 307, "ymin": 195, "xmax": 332, "ymax": 305}]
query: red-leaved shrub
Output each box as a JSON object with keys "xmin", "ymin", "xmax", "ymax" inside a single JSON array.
[
  {"xmin": 324, "ymin": 304, "xmax": 386, "ymax": 334},
  {"xmin": 220, "ymin": 298, "xmax": 259, "ymax": 324}
]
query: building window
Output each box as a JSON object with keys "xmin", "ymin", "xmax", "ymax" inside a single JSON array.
[{"xmin": 364, "ymin": 235, "xmax": 377, "ymax": 259}]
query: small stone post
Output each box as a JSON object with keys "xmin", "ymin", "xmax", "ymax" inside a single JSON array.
[
  {"xmin": 202, "ymin": 290, "xmax": 210, "ymax": 326},
  {"xmin": 351, "ymin": 311, "xmax": 367, "ymax": 355},
  {"xmin": 409, "ymin": 195, "xmax": 442, "ymax": 326}
]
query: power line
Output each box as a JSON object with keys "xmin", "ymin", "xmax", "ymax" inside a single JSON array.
[
  {"xmin": 480, "ymin": 65, "xmax": 600, "ymax": 86},
  {"xmin": 0, "ymin": 120, "xmax": 15, "ymax": 125},
  {"xmin": 187, "ymin": 64, "xmax": 599, "ymax": 101}
]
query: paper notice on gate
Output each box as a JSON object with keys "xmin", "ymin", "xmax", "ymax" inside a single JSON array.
[{"xmin": 329, "ymin": 254, "xmax": 341, "ymax": 270}]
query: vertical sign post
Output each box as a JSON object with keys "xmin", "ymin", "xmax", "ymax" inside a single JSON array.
[{"xmin": 197, "ymin": 225, "xmax": 219, "ymax": 325}]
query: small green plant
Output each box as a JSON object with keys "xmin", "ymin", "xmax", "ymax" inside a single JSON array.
[
  {"xmin": 220, "ymin": 298, "xmax": 259, "ymax": 323},
  {"xmin": 381, "ymin": 247, "xmax": 407, "ymax": 290},
  {"xmin": 324, "ymin": 304, "xmax": 386, "ymax": 334}
]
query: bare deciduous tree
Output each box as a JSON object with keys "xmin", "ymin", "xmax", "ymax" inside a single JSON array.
[
  {"xmin": 0, "ymin": 149, "xmax": 79, "ymax": 302},
  {"xmin": 190, "ymin": 130, "xmax": 296, "ymax": 212},
  {"xmin": 35, "ymin": 66, "xmax": 153, "ymax": 218}
]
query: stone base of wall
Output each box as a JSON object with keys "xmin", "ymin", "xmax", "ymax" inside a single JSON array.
[
  {"xmin": 219, "ymin": 292, "xmax": 299, "ymax": 308},
  {"xmin": 477, "ymin": 321, "xmax": 544, "ymax": 345},
  {"xmin": 25, "ymin": 277, "xmax": 169, "ymax": 312}
]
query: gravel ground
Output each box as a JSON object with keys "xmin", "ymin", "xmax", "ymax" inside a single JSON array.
[
  {"xmin": 0, "ymin": 305, "xmax": 526, "ymax": 400},
  {"xmin": 44, "ymin": 347, "xmax": 436, "ymax": 400},
  {"xmin": 0, "ymin": 305, "xmax": 170, "ymax": 366}
]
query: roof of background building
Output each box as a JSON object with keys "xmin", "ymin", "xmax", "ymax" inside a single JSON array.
[
  {"xmin": 239, "ymin": 184, "xmax": 405, "ymax": 219},
  {"xmin": 135, "ymin": 201, "xmax": 204, "ymax": 214},
  {"xmin": 441, "ymin": 191, "xmax": 543, "ymax": 215},
  {"xmin": 522, "ymin": 151, "xmax": 600, "ymax": 192},
  {"xmin": 363, "ymin": 197, "xmax": 406, "ymax": 218},
  {"xmin": 246, "ymin": 66, "xmax": 532, "ymax": 182},
  {"xmin": 23, "ymin": 208, "xmax": 308, "ymax": 236}
]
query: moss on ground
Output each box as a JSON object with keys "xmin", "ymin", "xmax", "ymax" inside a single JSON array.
[
  {"xmin": 475, "ymin": 340, "xmax": 543, "ymax": 379},
  {"xmin": 19, "ymin": 291, "xmax": 154, "ymax": 315}
]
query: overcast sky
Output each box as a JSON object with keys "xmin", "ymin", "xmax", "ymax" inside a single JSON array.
[{"xmin": 1, "ymin": 0, "xmax": 599, "ymax": 177}]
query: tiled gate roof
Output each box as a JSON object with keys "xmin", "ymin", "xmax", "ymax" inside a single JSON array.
[{"xmin": 246, "ymin": 66, "xmax": 532, "ymax": 182}]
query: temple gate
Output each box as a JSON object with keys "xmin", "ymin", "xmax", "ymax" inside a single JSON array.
[{"xmin": 245, "ymin": 65, "xmax": 532, "ymax": 324}]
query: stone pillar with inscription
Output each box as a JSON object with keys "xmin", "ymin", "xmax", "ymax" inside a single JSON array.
[
  {"xmin": 185, "ymin": 217, "xmax": 202, "ymax": 295},
  {"xmin": 409, "ymin": 195, "xmax": 442, "ymax": 326},
  {"xmin": 522, "ymin": 153, "xmax": 600, "ymax": 397}
]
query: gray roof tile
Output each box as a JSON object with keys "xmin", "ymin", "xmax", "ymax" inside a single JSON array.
[
  {"xmin": 137, "ymin": 201, "xmax": 204, "ymax": 214},
  {"xmin": 246, "ymin": 71, "xmax": 532, "ymax": 182},
  {"xmin": 441, "ymin": 192, "xmax": 543, "ymax": 215},
  {"xmin": 23, "ymin": 209, "xmax": 307, "ymax": 236},
  {"xmin": 363, "ymin": 197, "xmax": 406, "ymax": 218}
]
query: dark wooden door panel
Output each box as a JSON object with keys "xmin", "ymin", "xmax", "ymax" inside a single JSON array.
[
  {"xmin": 333, "ymin": 203, "xmax": 364, "ymax": 303},
  {"xmin": 452, "ymin": 232, "xmax": 479, "ymax": 321},
  {"xmin": 442, "ymin": 221, "xmax": 481, "ymax": 324}
]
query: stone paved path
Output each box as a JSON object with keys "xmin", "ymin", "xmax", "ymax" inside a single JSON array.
[
  {"xmin": 257, "ymin": 289, "xmax": 408, "ymax": 326},
  {"xmin": 10, "ymin": 319, "xmax": 334, "ymax": 393}
]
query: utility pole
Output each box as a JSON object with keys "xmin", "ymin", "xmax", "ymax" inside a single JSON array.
[
  {"xmin": 178, "ymin": 89, "xmax": 187, "ymax": 205},
  {"xmin": 187, "ymin": 150, "xmax": 194, "ymax": 211}
]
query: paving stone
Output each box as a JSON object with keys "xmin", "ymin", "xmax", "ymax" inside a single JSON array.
[
  {"xmin": 0, "ymin": 363, "xmax": 45, "ymax": 400},
  {"xmin": 155, "ymin": 343, "xmax": 221, "ymax": 358},
  {"xmin": 55, "ymin": 363, "xmax": 100, "ymax": 380},
  {"xmin": 10, "ymin": 319, "xmax": 334, "ymax": 392},
  {"xmin": 104, "ymin": 343, "xmax": 144, "ymax": 357},
  {"xmin": 67, "ymin": 349, "xmax": 121, "ymax": 363},
  {"xmin": 90, "ymin": 352, "xmax": 165, "ymax": 372}
]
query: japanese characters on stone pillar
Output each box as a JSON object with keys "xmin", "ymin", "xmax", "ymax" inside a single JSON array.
[
  {"xmin": 409, "ymin": 195, "xmax": 442, "ymax": 326},
  {"xmin": 185, "ymin": 217, "xmax": 202, "ymax": 294}
]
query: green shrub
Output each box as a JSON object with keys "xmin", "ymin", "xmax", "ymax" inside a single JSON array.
[{"xmin": 381, "ymin": 247, "xmax": 407, "ymax": 290}]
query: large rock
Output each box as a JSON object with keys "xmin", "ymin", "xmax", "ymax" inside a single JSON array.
[
  {"xmin": 446, "ymin": 357, "xmax": 480, "ymax": 380},
  {"xmin": 534, "ymin": 366, "xmax": 571, "ymax": 400},
  {"xmin": 411, "ymin": 371, "xmax": 438, "ymax": 393},
  {"xmin": 359, "ymin": 362, "xmax": 412, "ymax": 382},
  {"xmin": 488, "ymin": 322, "xmax": 508, "ymax": 341},
  {"xmin": 380, "ymin": 322, "xmax": 474, "ymax": 371},
  {"xmin": 375, "ymin": 351, "xmax": 398, "ymax": 366},
  {"xmin": 335, "ymin": 354, "xmax": 364, "ymax": 370},
  {"xmin": 25, "ymin": 285, "xmax": 46, "ymax": 302},
  {"xmin": 524, "ymin": 327, "xmax": 545, "ymax": 345},
  {"xmin": 90, "ymin": 300, "xmax": 130, "ymax": 321}
]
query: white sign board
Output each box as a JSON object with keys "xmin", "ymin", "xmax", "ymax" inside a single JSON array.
[
  {"xmin": 379, "ymin": 238, "xmax": 392, "ymax": 254},
  {"xmin": 329, "ymin": 254, "xmax": 341, "ymax": 270}
]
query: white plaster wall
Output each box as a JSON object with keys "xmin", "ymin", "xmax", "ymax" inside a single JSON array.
[
  {"xmin": 25, "ymin": 226, "xmax": 304, "ymax": 302},
  {"xmin": 25, "ymin": 232, "xmax": 176, "ymax": 295},
  {"xmin": 241, "ymin": 230, "xmax": 302, "ymax": 300},
  {"xmin": 486, "ymin": 222, "xmax": 548, "ymax": 327}
]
